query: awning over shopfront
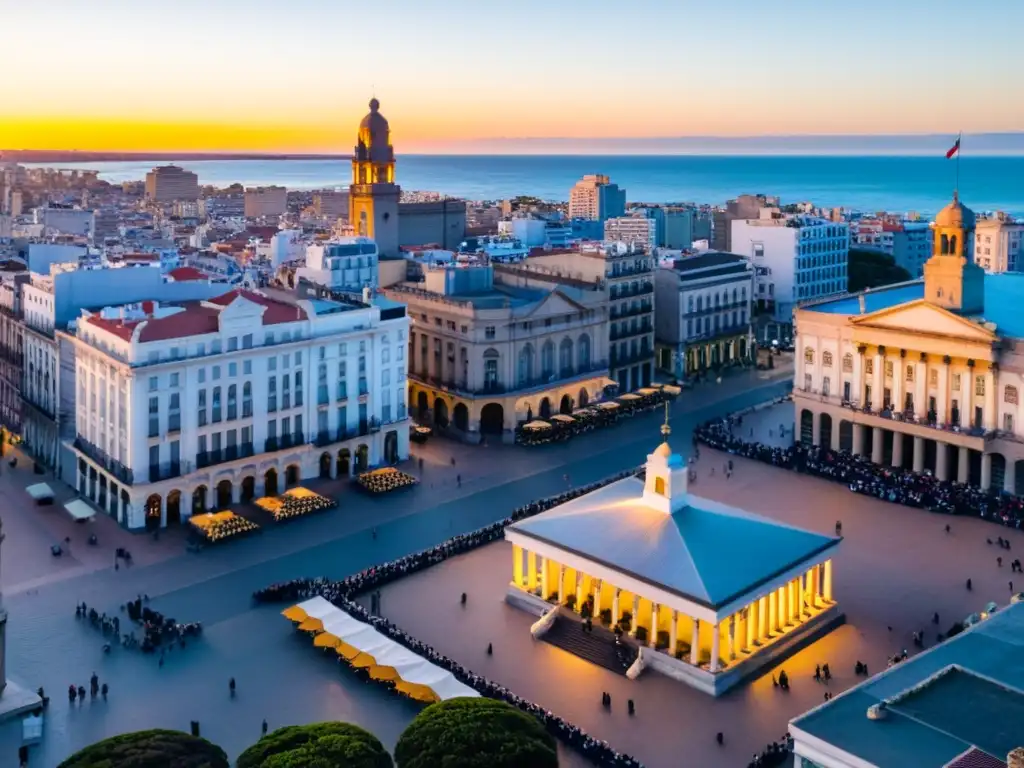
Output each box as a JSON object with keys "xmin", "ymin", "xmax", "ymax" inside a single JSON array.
[
  {"xmin": 281, "ymin": 595, "xmax": 336, "ymax": 625},
  {"xmin": 26, "ymin": 483, "xmax": 54, "ymax": 502},
  {"xmin": 64, "ymin": 499, "xmax": 95, "ymax": 521}
]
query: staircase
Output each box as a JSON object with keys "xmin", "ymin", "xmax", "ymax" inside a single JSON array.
[{"xmin": 541, "ymin": 615, "xmax": 638, "ymax": 675}]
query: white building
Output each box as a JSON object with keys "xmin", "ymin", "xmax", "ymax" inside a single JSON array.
[
  {"xmin": 269, "ymin": 230, "xmax": 303, "ymax": 268},
  {"xmin": 604, "ymin": 216, "xmax": 657, "ymax": 251},
  {"xmin": 296, "ymin": 237, "xmax": 378, "ymax": 292},
  {"xmin": 731, "ymin": 215, "xmax": 849, "ymax": 323},
  {"xmin": 64, "ymin": 288, "xmax": 410, "ymax": 530},
  {"xmin": 974, "ymin": 212, "xmax": 1023, "ymax": 273}
]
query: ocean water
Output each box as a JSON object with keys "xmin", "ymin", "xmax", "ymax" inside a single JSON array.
[{"xmin": 33, "ymin": 155, "xmax": 1024, "ymax": 216}]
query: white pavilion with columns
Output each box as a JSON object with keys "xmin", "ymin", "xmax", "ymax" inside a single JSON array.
[{"xmin": 505, "ymin": 420, "xmax": 843, "ymax": 695}]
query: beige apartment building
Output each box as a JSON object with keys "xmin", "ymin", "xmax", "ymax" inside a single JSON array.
[
  {"xmin": 568, "ymin": 174, "xmax": 626, "ymax": 222},
  {"xmin": 145, "ymin": 165, "xmax": 199, "ymax": 203},
  {"xmin": 244, "ymin": 186, "xmax": 287, "ymax": 218},
  {"xmin": 529, "ymin": 242, "xmax": 655, "ymax": 392},
  {"xmin": 383, "ymin": 263, "xmax": 611, "ymax": 443},
  {"xmin": 313, "ymin": 190, "xmax": 350, "ymax": 221},
  {"xmin": 974, "ymin": 212, "xmax": 1023, "ymax": 273}
]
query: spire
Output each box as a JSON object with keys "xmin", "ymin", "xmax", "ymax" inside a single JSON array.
[{"xmin": 661, "ymin": 400, "xmax": 671, "ymax": 440}]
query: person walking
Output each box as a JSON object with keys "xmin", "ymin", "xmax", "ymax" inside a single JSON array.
[
  {"xmin": 262, "ymin": 719, "xmax": 268, "ymax": 737},
  {"xmin": 229, "ymin": 678, "xmax": 236, "ymax": 697}
]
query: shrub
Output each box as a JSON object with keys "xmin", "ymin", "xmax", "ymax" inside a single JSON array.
[
  {"xmin": 395, "ymin": 698, "xmax": 557, "ymax": 768},
  {"xmin": 236, "ymin": 722, "xmax": 393, "ymax": 768},
  {"xmin": 57, "ymin": 729, "xmax": 228, "ymax": 768}
]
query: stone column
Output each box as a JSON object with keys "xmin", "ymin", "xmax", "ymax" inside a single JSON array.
[
  {"xmin": 593, "ymin": 579, "xmax": 602, "ymax": 617},
  {"xmin": 649, "ymin": 602, "xmax": 659, "ymax": 648},
  {"xmin": 541, "ymin": 557, "xmax": 550, "ymax": 600},
  {"xmin": 527, "ymin": 551, "xmax": 537, "ymax": 591},
  {"xmin": 612, "ymin": 588, "xmax": 621, "ymax": 624},
  {"xmin": 746, "ymin": 605, "xmax": 755, "ymax": 648},
  {"xmin": 670, "ymin": 610, "xmax": 678, "ymax": 655},
  {"xmin": 985, "ymin": 369, "xmax": 997, "ymax": 430},
  {"xmin": 1006, "ymin": 465, "xmax": 1017, "ymax": 495},
  {"xmin": 768, "ymin": 590, "xmax": 777, "ymax": 633},
  {"xmin": 728, "ymin": 615, "xmax": 737, "ymax": 660},
  {"xmin": 758, "ymin": 596, "xmax": 768, "ymax": 640},
  {"xmin": 871, "ymin": 427, "xmax": 884, "ymax": 464},
  {"xmin": 823, "ymin": 560, "xmax": 833, "ymax": 601},
  {"xmin": 512, "ymin": 545, "xmax": 523, "ymax": 586},
  {"xmin": 913, "ymin": 436, "xmax": 925, "ymax": 473},
  {"xmin": 852, "ymin": 424, "xmax": 865, "ymax": 456},
  {"xmin": 873, "ymin": 351, "xmax": 883, "ymax": 407},
  {"xmin": 710, "ymin": 624, "xmax": 721, "ymax": 672},
  {"xmin": 630, "ymin": 594, "xmax": 639, "ymax": 637},
  {"xmin": 958, "ymin": 447, "xmax": 969, "ymax": 484},
  {"xmin": 690, "ymin": 619, "xmax": 700, "ymax": 665},
  {"xmin": 575, "ymin": 575, "xmax": 585, "ymax": 614},
  {"xmin": 557, "ymin": 565, "xmax": 566, "ymax": 605},
  {"xmin": 982, "ymin": 454, "xmax": 992, "ymax": 491},
  {"xmin": 810, "ymin": 565, "xmax": 821, "ymax": 607},
  {"xmin": 812, "ymin": 412, "xmax": 821, "ymax": 446},
  {"xmin": 892, "ymin": 433, "xmax": 904, "ymax": 468},
  {"xmin": 788, "ymin": 580, "xmax": 797, "ymax": 623},
  {"xmin": 936, "ymin": 443, "xmax": 949, "ymax": 481}
]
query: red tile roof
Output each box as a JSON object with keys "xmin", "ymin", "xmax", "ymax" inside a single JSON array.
[
  {"xmin": 168, "ymin": 266, "xmax": 208, "ymax": 281},
  {"xmin": 82, "ymin": 289, "xmax": 306, "ymax": 344}
]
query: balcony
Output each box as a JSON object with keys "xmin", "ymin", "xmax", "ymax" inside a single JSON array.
[
  {"xmin": 73, "ymin": 436, "xmax": 134, "ymax": 485},
  {"xmin": 610, "ymin": 348, "xmax": 653, "ymax": 368},
  {"xmin": 609, "ymin": 303, "xmax": 652, "ymax": 321},
  {"xmin": 148, "ymin": 462, "xmax": 182, "ymax": 483},
  {"xmin": 196, "ymin": 442, "xmax": 255, "ymax": 469},
  {"xmin": 610, "ymin": 283, "xmax": 654, "ymax": 300},
  {"xmin": 683, "ymin": 300, "xmax": 749, "ymax": 318},
  {"xmin": 608, "ymin": 263, "xmax": 653, "ymax": 279},
  {"xmin": 610, "ymin": 323, "xmax": 653, "ymax": 342},
  {"xmin": 263, "ymin": 433, "xmax": 306, "ymax": 453}
]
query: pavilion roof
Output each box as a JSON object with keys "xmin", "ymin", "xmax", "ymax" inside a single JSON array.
[{"xmin": 508, "ymin": 475, "xmax": 838, "ymax": 610}]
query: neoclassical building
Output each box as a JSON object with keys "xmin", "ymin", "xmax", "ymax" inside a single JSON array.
[
  {"xmin": 505, "ymin": 420, "xmax": 841, "ymax": 695},
  {"xmin": 385, "ymin": 262, "xmax": 612, "ymax": 442},
  {"xmin": 794, "ymin": 193, "xmax": 1024, "ymax": 493}
]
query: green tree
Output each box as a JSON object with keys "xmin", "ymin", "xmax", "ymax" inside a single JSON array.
[
  {"xmin": 57, "ymin": 729, "xmax": 229, "ymax": 768},
  {"xmin": 236, "ymin": 722, "xmax": 393, "ymax": 768},
  {"xmin": 395, "ymin": 698, "xmax": 558, "ymax": 768},
  {"xmin": 847, "ymin": 249, "xmax": 913, "ymax": 293}
]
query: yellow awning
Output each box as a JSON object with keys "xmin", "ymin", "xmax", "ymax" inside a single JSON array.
[
  {"xmin": 618, "ymin": 393, "xmax": 641, "ymax": 401},
  {"xmin": 298, "ymin": 617, "xmax": 326, "ymax": 632},
  {"xmin": 282, "ymin": 605, "xmax": 307, "ymax": 622},
  {"xmin": 523, "ymin": 420, "xmax": 551, "ymax": 429},
  {"xmin": 551, "ymin": 414, "xmax": 574, "ymax": 423}
]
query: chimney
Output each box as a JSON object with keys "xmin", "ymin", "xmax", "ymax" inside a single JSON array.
[
  {"xmin": 858, "ymin": 294, "xmax": 866, "ymax": 314},
  {"xmin": 1008, "ymin": 747, "xmax": 1024, "ymax": 768}
]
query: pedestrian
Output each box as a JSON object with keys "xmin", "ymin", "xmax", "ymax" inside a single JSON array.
[
  {"xmin": 460, "ymin": 592, "xmax": 467, "ymax": 606},
  {"xmin": 933, "ymin": 611, "xmax": 940, "ymax": 625},
  {"xmin": 716, "ymin": 732, "xmax": 724, "ymax": 746},
  {"xmin": 19, "ymin": 744, "xmax": 28, "ymax": 767},
  {"xmin": 1011, "ymin": 581, "xmax": 1014, "ymax": 592},
  {"xmin": 967, "ymin": 578, "xmax": 973, "ymax": 591},
  {"xmin": 229, "ymin": 677, "xmax": 236, "ymax": 697},
  {"xmin": 814, "ymin": 664, "xmax": 821, "ymax": 681},
  {"xmin": 101, "ymin": 683, "xmax": 108, "ymax": 700},
  {"xmin": 627, "ymin": 699, "xmax": 635, "ymax": 716},
  {"xmin": 945, "ymin": 524, "xmax": 951, "ymax": 534},
  {"xmin": 486, "ymin": 643, "xmax": 493, "ymax": 655},
  {"xmin": 77, "ymin": 685, "xmax": 85, "ymax": 701},
  {"xmin": 262, "ymin": 719, "xmax": 268, "ymax": 737},
  {"xmin": 998, "ymin": 556, "xmax": 1003, "ymax": 567},
  {"xmin": 823, "ymin": 663, "xmax": 831, "ymax": 681},
  {"xmin": 90, "ymin": 672, "xmax": 99, "ymax": 698},
  {"xmin": 371, "ymin": 527, "xmax": 377, "ymax": 540}
]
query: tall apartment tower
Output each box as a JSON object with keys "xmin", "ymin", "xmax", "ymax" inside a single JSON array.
[
  {"xmin": 569, "ymin": 174, "xmax": 626, "ymax": 222},
  {"xmin": 348, "ymin": 98, "xmax": 400, "ymax": 257},
  {"xmin": 145, "ymin": 166, "xmax": 199, "ymax": 202}
]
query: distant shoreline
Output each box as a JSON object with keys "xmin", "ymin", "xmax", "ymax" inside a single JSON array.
[{"xmin": 1, "ymin": 151, "xmax": 350, "ymax": 164}]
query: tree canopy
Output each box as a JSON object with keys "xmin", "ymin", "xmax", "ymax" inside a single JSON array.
[
  {"xmin": 848, "ymin": 248, "xmax": 913, "ymax": 293},
  {"xmin": 57, "ymin": 729, "xmax": 229, "ymax": 768},
  {"xmin": 394, "ymin": 698, "xmax": 558, "ymax": 768},
  {"xmin": 236, "ymin": 722, "xmax": 393, "ymax": 768}
]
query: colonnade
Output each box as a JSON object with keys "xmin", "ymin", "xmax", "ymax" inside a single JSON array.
[{"xmin": 512, "ymin": 545, "xmax": 834, "ymax": 673}]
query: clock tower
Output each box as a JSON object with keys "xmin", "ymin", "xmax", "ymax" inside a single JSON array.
[{"xmin": 349, "ymin": 98, "xmax": 400, "ymax": 257}]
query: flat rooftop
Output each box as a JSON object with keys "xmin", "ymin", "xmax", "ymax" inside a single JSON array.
[{"xmin": 791, "ymin": 602, "xmax": 1024, "ymax": 767}]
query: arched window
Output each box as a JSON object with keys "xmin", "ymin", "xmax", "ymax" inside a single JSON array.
[
  {"xmin": 559, "ymin": 338, "xmax": 573, "ymax": 376},
  {"xmin": 950, "ymin": 235, "xmax": 958, "ymax": 254},
  {"xmin": 577, "ymin": 333, "xmax": 591, "ymax": 370},
  {"xmin": 242, "ymin": 381, "xmax": 252, "ymax": 417},
  {"xmin": 804, "ymin": 347, "xmax": 815, "ymax": 364},
  {"xmin": 541, "ymin": 340, "xmax": 555, "ymax": 377},
  {"xmin": 822, "ymin": 351, "xmax": 833, "ymax": 367},
  {"xmin": 941, "ymin": 234, "xmax": 949, "ymax": 254},
  {"xmin": 227, "ymin": 384, "xmax": 237, "ymax": 420},
  {"xmin": 518, "ymin": 345, "xmax": 534, "ymax": 386},
  {"xmin": 842, "ymin": 353, "xmax": 854, "ymax": 372}
]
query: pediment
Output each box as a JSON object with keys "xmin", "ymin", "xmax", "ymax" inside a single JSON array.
[
  {"xmin": 523, "ymin": 290, "xmax": 585, "ymax": 318},
  {"xmin": 852, "ymin": 300, "xmax": 996, "ymax": 342}
]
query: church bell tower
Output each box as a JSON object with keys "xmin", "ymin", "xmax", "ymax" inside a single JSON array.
[
  {"xmin": 349, "ymin": 98, "xmax": 400, "ymax": 257},
  {"xmin": 923, "ymin": 191, "xmax": 984, "ymax": 315}
]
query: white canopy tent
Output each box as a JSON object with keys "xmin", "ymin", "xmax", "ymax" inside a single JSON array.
[
  {"xmin": 26, "ymin": 483, "xmax": 54, "ymax": 503},
  {"xmin": 64, "ymin": 499, "xmax": 95, "ymax": 521}
]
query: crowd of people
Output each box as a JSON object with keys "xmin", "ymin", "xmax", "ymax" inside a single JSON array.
[
  {"xmin": 746, "ymin": 736, "xmax": 793, "ymax": 768},
  {"xmin": 694, "ymin": 411, "xmax": 1024, "ymax": 531},
  {"xmin": 78, "ymin": 596, "xmax": 202, "ymax": 653},
  {"xmin": 516, "ymin": 390, "xmax": 678, "ymax": 447},
  {"xmin": 255, "ymin": 468, "xmax": 644, "ymax": 768}
]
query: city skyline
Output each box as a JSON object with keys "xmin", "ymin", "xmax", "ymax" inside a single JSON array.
[{"xmin": 2, "ymin": 0, "xmax": 1022, "ymax": 153}]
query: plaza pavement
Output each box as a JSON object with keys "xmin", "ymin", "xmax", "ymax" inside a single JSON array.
[
  {"xmin": 372, "ymin": 414, "xmax": 1024, "ymax": 768},
  {"xmin": 0, "ymin": 365, "xmax": 793, "ymax": 766}
]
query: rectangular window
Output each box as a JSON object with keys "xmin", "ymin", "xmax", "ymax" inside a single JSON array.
[
  {"xmin": 198, "ymin": 368, "xmax": 206, "ymax": 384},
  {"xmin": 268, "ymin": 376, "xmax": 277, "ymax": 412},
  {"xmin": 339, "ymin": 342, "xmax": 347, "ymax": 356},
  {"xmin": 485, "ymin": 326, "xmax": 496, "ymax": 339},
  {"xmin": 265, "ymin": 332, "xmax": 274, "ymax": 345},
  {"xmin": 929, "ymin": 369, "xmax": 938, "ymax": 387},
  {"xmin": 198, "ymin": 390, "xmax": 207, "ymax": 426},
  {"xmin": 229, "ymin": 362, "xmax": 237, "ymax": 377},
  {"xmin": 243, "ymin": 360, "xmax": 252, "ymax": 375},
  {"xmin": 976, "ymin": 375, "xmax": 985, "ymax": 397},
  {"xmin": 170, "ymin": 373, "xmax": 179, "ymax": 387},
  {"xmin": 212, "ymin": 365, "xmax": 221, "ymax": 381},
  {"xmin": 148, "ymin": 396, "xmax": 159, "ymax": 437},
  {"xmin": 228, "ymin": 337, "xmax": 238, "ymax": 352},
  {"xmin": 283, "ymin": 353, "xmax": 290, "ymax": 368},
  {"xmin": 148, "ymin": 376, "xmax": 158, "ymax": 392},
  {"xmin": 865, "ymin": 359, "xmax": 873, "ymax": 375},
  {"xmin": 212, "ymin": 387, "xmax": 222, "ymax": 423},
  {"xmin": 295, "ymin": 371, "xmax": 303, "ymax": 406},
  {"xmin": 905, "ymin": 365, "xmax": 914, "ymax": 382},
  {"xmin": 242, "ymin": 334, "xmax": 253, "ymax": 349},
  {"xmin": 953, "ymin": 373, "xmax": 961, "ymax": 391},
  {"xmin": 198, "ymin": 434, "xmax": 207, "ymax": 455},
  {"xmin": 884, "ymin": 361, "xmax": 894, "ymax": 378}
]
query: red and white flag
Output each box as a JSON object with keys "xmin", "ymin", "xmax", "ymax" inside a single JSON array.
[{"xmin": 946, "ymin": 134, "xmax": 961, "ymax": 159}]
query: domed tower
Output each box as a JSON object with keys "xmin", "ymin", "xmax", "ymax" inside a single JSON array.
[
  {"xmin": 924, "ymin": 192, "xmax": 984, "ymax": 315},
  {"xmin": 349, "ymin": 98, "xmax": 400, "ymax": 257}
]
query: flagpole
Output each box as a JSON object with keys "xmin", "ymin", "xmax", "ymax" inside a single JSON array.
[{"xmin": 956, "ymin": 130, "xmax": 962, "ymax": 195}]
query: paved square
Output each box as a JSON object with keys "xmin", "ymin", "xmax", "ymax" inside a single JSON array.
[{"xmin": 369, "ymin": 447, "xmax": 1024, "ymax": 768}]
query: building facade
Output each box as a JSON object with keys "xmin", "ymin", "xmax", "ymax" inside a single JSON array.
[
  {"xmin": 349, "ymin": 98, "xmax": 400, "ymax": 257},
  {"xmin": 794, "ymin": 193, "xmax": 1024, "ymax": 495},
  {"xmin": 64, "ymin": 289, "xmax": 410, "ymax": 530},
  {"xmin": 528, "ymin": 241, "xmax": 655, "ymax": 392},
  {"xmin": 974, "ymin": 212, "xmax": 1023, "ymax": 273},
  {"xmin": 0, "ymin": 274, "xmax": 24, "ymax": 436},
  {"xmin": 398, "ymin": 199, "xmax": 467, "ymax": 251},
  {"xmin": 711, "ymin": 195, "xmax": 774, "ymax": 252},
  {"xmin": 568, "ymin": 174, "xmax": 626, "ymax": 222},
  {"xmin": 603, "ymin": 216, "xmax": 657, "ymax": 251},
  {"xmin": 654, "ymin": 252, "xmax": 755, "ymax": 381},
  {"xmin": 732, "ymin": 215, "xmax": 849, "ymax": 323},
  {"xmin": 384, "ymin": 264, "xmax": 611, "ymax": 443},
  {"xmin": 244, "ymin": 186, "xmax": 287, "ymax": 218},
  {"xmin": 313, "ymin": 190, "xmax": 350, "ymax": 221},
  {"xmin": 145, "ymin": 166, "xmax": 199, "ymax": 203}
]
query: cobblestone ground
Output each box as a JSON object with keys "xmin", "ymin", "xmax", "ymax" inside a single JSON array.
[
  {"xmin": 0, "ymin": 368, "xmax": 792, "ymax": 767},
  {"xmin": 373, "ymin": 445, "xmax": 1024, "ymax": 768}
]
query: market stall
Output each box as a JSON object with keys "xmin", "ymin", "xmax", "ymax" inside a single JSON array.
[
  {"xmin": 188, "ymin": 510, "xmax": 260, "ymax": 543},
  {"xmin": 64, "ymin": 499, "xmax": 95, "ymax": 522},
  {"xmin": 255, "ymin": 486, "xmax": 337, "ymax": 522},
  {"xmin": 26, "ymin": 483, "xmax": 54, "ymax": 506},
  {"xmin": 356, "ymin": 467, "xmax": 418, "ymax": 494},
  {"xmin": 410, "ymin": 425, "xmax": 433, "ymax": 444}
]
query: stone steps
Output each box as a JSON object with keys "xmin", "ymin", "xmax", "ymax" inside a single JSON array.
[{"xmin": 542, "ymin": 615, "xmax": 637, "ymax": 675}]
